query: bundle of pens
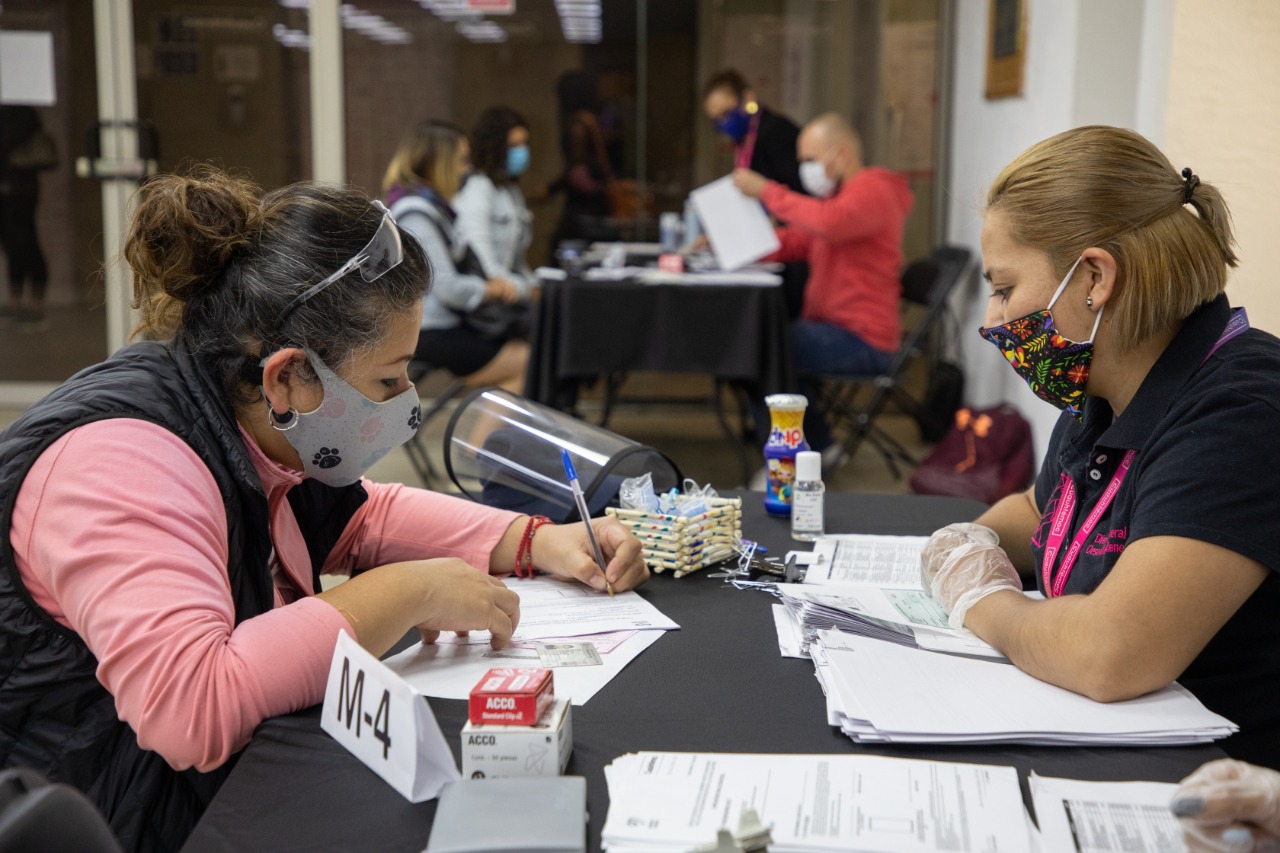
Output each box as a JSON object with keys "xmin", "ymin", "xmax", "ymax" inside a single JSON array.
[{"xmin": 606, "ymin": 480, "xmax": 741, "ymax": 577}]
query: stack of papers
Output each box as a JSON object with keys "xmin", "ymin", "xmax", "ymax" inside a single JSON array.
[
  {"xmin": 776, "ymin": 534, "xmax": 1005, "ymax": 660},
  {"xmin": 814, "ymin": 628, "xmax": 1236, "ymax": 746},
  {"xmin": 383, "ymin": 576, "xmax": 678, "ymax": 705},
  {"xmin": 635, "ymin": 269, "xmax": 782, "ymax": 286},
  {"xmin": 602, "ymin": 751, "xmax": 1034, "ymax": 852}
]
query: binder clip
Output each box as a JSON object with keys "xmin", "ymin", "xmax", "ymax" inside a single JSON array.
[{"xmin": 686, "ymin": 808, "xmax": 772, "ymax": 853}]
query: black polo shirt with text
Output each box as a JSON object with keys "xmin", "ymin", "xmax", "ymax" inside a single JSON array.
[{"xmin": 1031, "ymin": 294, "xmax": 1280, "ymax": 766}]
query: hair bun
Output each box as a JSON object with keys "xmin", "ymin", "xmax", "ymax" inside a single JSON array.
[{"xmin": 125, "ymin": 166, "xmax": 264, "ymax": 338}]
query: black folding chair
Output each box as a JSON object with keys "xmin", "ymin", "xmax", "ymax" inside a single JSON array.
[
  {"xmin": 818, "ymin": 245, "xmax": 973, "ymax": 479},
  {"xmin": 403, "ymin": 360, "xmax": 468, "ymax": 489}
]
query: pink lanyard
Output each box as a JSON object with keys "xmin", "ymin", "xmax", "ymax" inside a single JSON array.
[
  {"xmin": 1041, "ymin": 449, "xmax": 1136, "ymax": 597},
  {"xmin": 1039, "ymin": 307, "xmax": 1250, "ymax": 597},
  {"xmin": 734, "ymin": 112, "xmax": 761, "ymax": 170}
]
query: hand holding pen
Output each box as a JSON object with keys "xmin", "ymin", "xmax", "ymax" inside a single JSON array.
[{"xmin": 561, "ymin": 449, "xmax": 615, "ymax": 597}]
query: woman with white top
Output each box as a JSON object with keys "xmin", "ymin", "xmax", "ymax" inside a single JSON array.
[
  {"xmin": 384, "ymin": 120, "xmax": 529, "ymax": 393},
  {"xmin": 453, "ymin": 106, "xmax": 538, "ymax": 296}
]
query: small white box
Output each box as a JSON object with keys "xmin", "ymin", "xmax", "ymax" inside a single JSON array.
[{"xmin": 460, "ymin": 697, "xmax": 572, "ymax": 780}]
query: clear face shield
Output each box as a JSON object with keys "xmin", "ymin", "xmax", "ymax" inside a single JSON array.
[{"xmin": 278, "ymin": 199, "xmax": 404, "ymax": 323}]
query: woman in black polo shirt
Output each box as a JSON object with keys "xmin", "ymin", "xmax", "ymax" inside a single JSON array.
[{"xmin": 920, "ymin": 125, "xmax": 1280, "ymax": 768}]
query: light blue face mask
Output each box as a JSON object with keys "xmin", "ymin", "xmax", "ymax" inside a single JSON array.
[{"xmin": 506, "ymin": 144, "xmax": 530, "ymax": 177}]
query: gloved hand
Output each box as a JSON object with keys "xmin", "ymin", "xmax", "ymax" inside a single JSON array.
[
  {"xmin": 919, "ymin": 522, "xmax": 1022, "ymax": 631},
  {"xmin": 1171, "ymin": 759, "xmax": 1280, "ymax": 852}
]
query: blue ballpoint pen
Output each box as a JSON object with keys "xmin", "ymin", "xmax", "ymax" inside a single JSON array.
[{"xmin": 560, "ymin": 449, "xmax": 614, "ymax": 597}]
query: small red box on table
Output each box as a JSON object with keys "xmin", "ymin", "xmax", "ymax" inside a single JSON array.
[{"xmin": 467, "ymin": 668, "xmax": 554, "ymax": 726}]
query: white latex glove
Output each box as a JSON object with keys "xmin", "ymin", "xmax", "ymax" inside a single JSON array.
[
  {"xmin": 919, "ymin": 522, "xmax": 1022, "ymax": 631},
  {"xmin": 1171, "ymin": 759, "xmax": 1280, "ymax": 852}
]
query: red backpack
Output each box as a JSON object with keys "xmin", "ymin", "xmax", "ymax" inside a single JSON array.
[{"xmin": 909, "ymin": 405, "xmax": 1035, "ymax": 504}]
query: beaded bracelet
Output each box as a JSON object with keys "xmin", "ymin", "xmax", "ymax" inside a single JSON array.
[{"xmin": 514, "ymin": 515, "xmax": 553, "ymax": 578}]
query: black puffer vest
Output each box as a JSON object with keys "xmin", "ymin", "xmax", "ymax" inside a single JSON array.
[{"xmin": 0, "ymin": 341, "xmax": 367, "ymax": 852}]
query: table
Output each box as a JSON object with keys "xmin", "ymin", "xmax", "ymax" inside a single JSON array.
[
  {"xmin": 182, "ymin": 493, "xmax": 1224, "ymax": 852},
  {"xmin": 525, "ymin": 276, "xmax": 792, "ymax": 418}
]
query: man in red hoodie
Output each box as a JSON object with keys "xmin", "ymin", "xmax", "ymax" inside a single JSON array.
[{"xmin": 734, "ymin": 113, "xmax": 914, "ymax": 463}]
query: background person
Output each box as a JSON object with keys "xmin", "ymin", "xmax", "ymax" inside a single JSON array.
[
  {"xmin": 454, "ymin": 106, "xmax": 538, "ymax": 298},
  {"xmin": 0, "ymin": 105, "xmax": 55, "ymax": 329},
  {"xmin": 702, "ymin": 68, "xmax": 803, "ymax": 193},
  {"xmin": 733, "ymin": 113, "xmax": 913, "ymax": 465},
  {"xmin": 0, "ymin": 168, "xmax": 647, "ymax": 852},
  {"xmin": 384, "ymin": 120, "xmax": 530, "ymax": 394},
  {"xmin": 920, "ymin": 126, "xmax": 1280, "ymax": 768},
  {"xmin": 550, "ymin": 70, "xmax": 620, "ymax": 248}
]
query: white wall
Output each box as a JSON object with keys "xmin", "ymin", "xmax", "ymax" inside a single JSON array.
[
  {"xmin": 945, "ymin": 0, "xmax": 1174, "ymax": 464},
  {"xmin": 1163, "ymin": 0, "xmax": 1280, "ymax": 336}
]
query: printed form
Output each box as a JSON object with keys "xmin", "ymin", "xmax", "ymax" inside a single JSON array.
[
  {"xmin": 1030, "ymin": 774, "xmax": 1186, "ymax": 853},
  {"xmin": 382, "ymin": 577, "xmax": 677, "ymax": 705},
  {"xmin": 805, "ymin": 534, "xmax": 931, "ymax": 587},
  {"xmin": 602, "ymin": 752, "xmax": 1033, "ymax": 852}
]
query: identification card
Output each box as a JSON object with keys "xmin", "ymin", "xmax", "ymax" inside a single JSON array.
[
  {"xmin": 321, "ymin": 631, "xmax": 461, "ymax": 802},
  {"xmin": 536, "ymin": 642, "xmax": 603, "ymax": 668}
]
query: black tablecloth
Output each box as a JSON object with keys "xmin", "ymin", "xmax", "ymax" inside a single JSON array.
[
  {"xmin": 525, "ymin": 278, "xmax": 793, "ymax": 409},
  {"xmin": 183, "ymin": 493, "xmax": 1224, "ymax": 852}
]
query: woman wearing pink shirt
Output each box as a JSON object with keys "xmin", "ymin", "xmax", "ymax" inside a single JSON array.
[{"xmin": 0, "ymin": 168, "xmax": 647, "ymax": 852}]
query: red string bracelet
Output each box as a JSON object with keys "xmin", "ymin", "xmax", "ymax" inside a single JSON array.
[{"xmin": 514, "ymin": 515, "xmax": 553, "ymax": 578}]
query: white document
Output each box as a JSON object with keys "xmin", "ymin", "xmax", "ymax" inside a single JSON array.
[
  {"xmin": 1030, "ymin": 774, "xmax": 1185, "ymax": 853},
  {"xmin": 690, "ymin": 176, "xmax": 780, "ymax": 271},
  {"xmin": 771, "ymin": 604, "xmax": 806, "ymax": 658},
  {"xmin": 320, "ymin": 632, "xmax": 460, "ymax": 803},
  {"xmin": 494, "ymin": 576, "xmax": 678, "ymax": 640},
  {"xmin": 777, "ymin": 583, "xmax": 1004, "ymax": 660},
  {"xmin": 601, "ymin": 751, "xmax": 1032, "ymax": 852},
  {"xmin": 0, "ymin": 31, "xmax": 56, "ymax": 106},
  {"xmin": 383, "ymin": 627, "xmax": 663, "ymax": 705},
  {"xmin": 535, "ymin": 266, "xmax": 568, "ymax": 281},
  {"xmin": 817, "ymin": 629, "xmax": 1236, "ymax": 745},
  {"xmin": 805, "ymin": 534, "xmax": 930, "ymax": 588},
  {"xmin": 635, "ymin": 269, "xmax": 782, "ymax": 287}
]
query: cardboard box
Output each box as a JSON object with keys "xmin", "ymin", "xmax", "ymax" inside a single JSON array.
[
  {"xmin": 467, "ymin": 667, "xmax": 554, "ymax": 726},
  {"xmin": 461, "ymin": 698, "xmax": 572, "ymax": 780}
]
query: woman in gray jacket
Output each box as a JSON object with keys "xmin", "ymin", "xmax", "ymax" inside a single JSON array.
[
  {"xmin": 453, "ymin": 107, "xmax": 539, "ymax": 296},
  {"xmin": 384, "ymin": 120, "xmax": 529, "ymax": 393}
]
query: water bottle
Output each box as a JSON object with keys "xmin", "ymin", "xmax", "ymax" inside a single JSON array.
[
  {"xmin": 682, "ymin": 198, "xmax": 702, "ymax": 247},
  {"xmin": 790, "ymin": 450, "xmax": 824, "ymax": 541},
  {"xmin": 763, "ymin": 394, "xmax": 809, "ymax": 517},
  {"xmin": 659, "ymin": 212, "xmax": 683, "ymax": 254}
]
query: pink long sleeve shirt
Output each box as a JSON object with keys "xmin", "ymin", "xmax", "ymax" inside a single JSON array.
[{"xmin": 10, "ymin": 418, "xmax": 518, "ymax": 772}]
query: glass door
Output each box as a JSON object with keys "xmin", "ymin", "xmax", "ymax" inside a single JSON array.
[
  {"xmin": 0, "ymin": 0, "xmax": 107, "ymax": 391},
  {"xmin": 0, "ymin": 0, "xmax": 312, "ymax": 404}
]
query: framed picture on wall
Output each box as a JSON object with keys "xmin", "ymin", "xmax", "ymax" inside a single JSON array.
[{"xmin": 986, "ymin": 0, "xmax": 1025, "ymax": 99}]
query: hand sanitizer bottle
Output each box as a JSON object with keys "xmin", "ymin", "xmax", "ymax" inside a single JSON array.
[{"xmin": 790, "ymin": 450, "xmax": 824, "ymax": 542}]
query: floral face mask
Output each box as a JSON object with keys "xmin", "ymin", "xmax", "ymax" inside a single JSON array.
[{"xmin": 978, "ymin": 256, "xmax": 1102, "ymax": 421}]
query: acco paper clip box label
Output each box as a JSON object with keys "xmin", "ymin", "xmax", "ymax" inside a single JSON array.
[
  {"xmin": 461, "ymin": 698, "xmax": 572, "ymax": 780},
  {"xmin": 468, "ymin": 667, "xmax": 554, "ymax": 726}
]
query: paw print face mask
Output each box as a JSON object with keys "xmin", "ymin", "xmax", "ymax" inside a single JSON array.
[{"xmin": 271, "ymin": 347, "xmax": 420, "ymax": 487}]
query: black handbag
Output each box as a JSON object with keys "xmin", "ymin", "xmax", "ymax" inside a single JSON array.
[{"xmin": 460, "ymin": 299, "xmax": 531, "ymax": 340}]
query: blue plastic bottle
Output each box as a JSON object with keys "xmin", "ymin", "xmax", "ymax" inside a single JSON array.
[{"xmin": 763, "ymin": 394, "xmax": 810, "ymax": 516}]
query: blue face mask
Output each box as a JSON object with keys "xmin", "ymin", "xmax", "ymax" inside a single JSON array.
[
  {"xmin": 714, "ymin": 105, "xmax": 751, "ymax": 143},
  {"xmin": 506, "ymin": 144, "xmax": 530, "ymax": 177}
]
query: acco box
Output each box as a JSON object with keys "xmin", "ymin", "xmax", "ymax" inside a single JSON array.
[
  {"xmin": 461, "ymin": 698, "xmax": 572, "ymax": 780},
  {"xmin": 467, "ymin": 667, "xmax": 554, "ymax": 726}
]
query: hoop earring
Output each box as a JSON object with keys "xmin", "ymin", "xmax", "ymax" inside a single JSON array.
[
  {"xmin": 1086, "ymin": 296, "xmax": 1094, "ymax": 309},
  {"xmin": 269, "ymin": 406, "xmax": 299, "ymax": 432}
]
